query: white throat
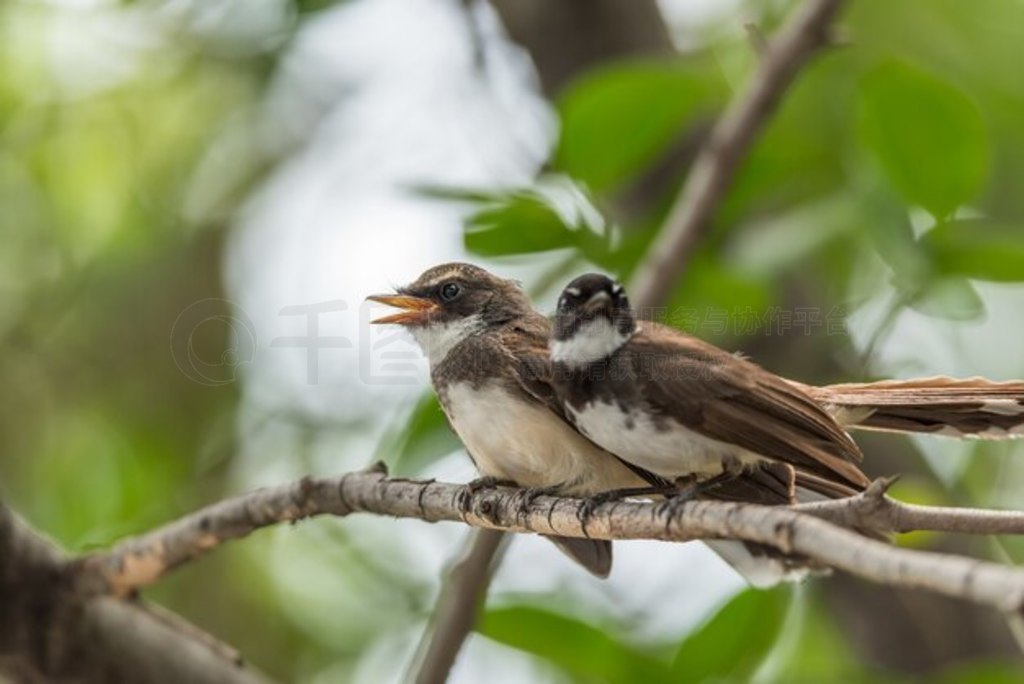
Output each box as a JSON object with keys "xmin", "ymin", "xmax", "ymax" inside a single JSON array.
[
  {"xmin": 550, "ymin": 317, "xmax": 633, "ymax": 367},
  {"xmin": 410, "ymin": 314, "xmax": 485, "ymax": 365}
]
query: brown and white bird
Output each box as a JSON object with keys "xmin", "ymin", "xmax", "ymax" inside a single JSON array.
[
  {"xmin": 366, "ymin": 263, "xmax": 656, "ymax": 577},
  {"xmin": 548, "ymin": 273, "xmax": 1024, "ymax": 502}
]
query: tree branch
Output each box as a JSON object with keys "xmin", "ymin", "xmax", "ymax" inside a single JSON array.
[
  {"xmin": 409, "ymin": 529, "xmax": 507, "ymax": 684},
  {"xmin": 0, "ymin": 502, "xmax": 269, "ymax": 684},
  {"xmin": 71, "ymin": 468, "xmax": 1024, "ymax": 615},
  {"xmin": 628, "ymin": 0, "xmax": 846, "ymax": 309},
  {"xmin": 796, "ymin": 478, "xmax": 1024, "ymax": 536}
]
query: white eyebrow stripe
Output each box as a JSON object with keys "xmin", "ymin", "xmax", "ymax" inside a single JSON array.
[
  {"xmin": 565, "ymin": 287, "xmax": 581, "ymax": 297},
  {"xmin": 611, "ymin": 283, "xmax": 623, "ymax": 295}
]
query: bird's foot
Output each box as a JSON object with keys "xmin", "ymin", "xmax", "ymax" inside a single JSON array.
[
  {"xmin": 653, "ymin": 483, "xmax": 701, "ymax": 530},
  {"xmin": 513, "ymin": 485, "xmax": 562, "ymax": 517},
  {"xmin": 654, "ymin": 472, "xmax": 742, "ymax": 530},
  {"xmin": 458, "ymin": 476, "xmax": 517, "ymax": 515},
  {"xmin": 578, "ymin": 486, "xmax": 667, "ymax": 527},
  {"xmin": 467, "ymin": 476, "xmax": 517, "ymax": 492}
]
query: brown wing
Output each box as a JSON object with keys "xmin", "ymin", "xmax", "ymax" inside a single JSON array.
[
  {"xmin": 633, "ymin": 322, "xmax": 870, "ymax": 491},
  {"xmin": 498, "ymin": 312, "xmax": 572, "ymax": 420}
]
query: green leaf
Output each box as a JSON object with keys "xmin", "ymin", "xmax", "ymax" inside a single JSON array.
[
  {"xmin": 663, "ymin": 253, "xmax": 773, "ymax": 340},
  {"xmin": 859, "ymin": 60, "xmax": 989, "ymax": 219},
  {"xmin": 443, "ymin": 180, "xmax": 610, "ymax": 260},
  {"xmin": 724, "ymin": 49, "xmax": 852, "ymax": 224},
  {"xmin": 729, "ymin": 193, "xmax": 862, "ymax": 277},
  {"xmin": 479, "ymin": 605, "xmax": 673, "ymax": 684},
  {"xmin": 671, "ymin": 588, "xmax": 791, "ymax": 681},
  {"xmin": 381, "ymin": 392, "xmax": 459, "ymax": 476},
  {"xmin": 908, "ymin": 277, "xmax": 985, "ymax": 322},
  {"xmin": 921, "ymin": 218, "xmax": 1024, "ymax": 282},
  {"xmin": 773, "ymin": 590, "xmax": 897, "ymax": 682},
  {"xmin": 464, "ymin": 193, "xmax": 578, "ymax": 256},
  {"xmin": 858, "ymin": 181, "xmax": 933, "ymax": 291},
  {"xmin": 556, "ymin": 60, "xmax": 723, "ymax": 193}
]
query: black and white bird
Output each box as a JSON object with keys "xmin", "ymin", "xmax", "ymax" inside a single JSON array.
[
  {"xmin": 549, "ymin": 273, "xmax": 871, "ymax": 500},
  {"xmin": 548, "ymin": 273, "xmax": 1024, "ymax": 584},
  {"xmin": 367, "ymin": 263, "xmax": 655, "ymax": 577},
  {"xmin": 550, "ymin": 274, "xmax": 1024, "ymax": 460}
]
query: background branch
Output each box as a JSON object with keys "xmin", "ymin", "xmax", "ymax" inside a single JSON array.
[
  {"xmin": 409, "ymin": 529, "xmax": 507, "ymax": 684},
  {"xmin": 628, "ymin": 0, "xmax": 845, "ymax": 308},
  {"xmin": 0, "ymin": 502, "xmax": 269, "ymax": 684},
  {"xmin": 72, "ymin": 470, "xmax": 1024, "ymax": 616}
]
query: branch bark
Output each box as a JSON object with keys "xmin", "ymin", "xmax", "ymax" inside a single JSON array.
[
  {"xmin": 628, "ymin": 0, "xmax": 846, "ymax": 309},
  {"xmin": 71, "ymin": 468, "xmax": 1024, "ymax": 616},
  {"xmin": 0, "ymin": 502, "xmax": 269, "ymax": 684},
  {"xmin": 796, "ymin": 478, "xmax": 1024, "ymax": 536}
]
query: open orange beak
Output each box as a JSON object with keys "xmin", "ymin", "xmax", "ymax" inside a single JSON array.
[{"xmin": 366, "ymin": 294, "xmax": 437, "ymax": 325}]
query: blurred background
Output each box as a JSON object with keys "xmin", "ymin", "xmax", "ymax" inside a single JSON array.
[{"xmin": 3, "ymin": 0, "xmax": 1024, "ymax": 681}]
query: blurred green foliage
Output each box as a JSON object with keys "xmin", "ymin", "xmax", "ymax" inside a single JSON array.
[
  {"xmin": 481, "ymin": 605, "xmax": 675, "ymax": 683},
  {"xmin": 555, "ymin": 60, "xmax": 725, "ymax": 194},
  {"xmin": 858, "ymin": 60, "xmax": 989, "ymax": 220}
]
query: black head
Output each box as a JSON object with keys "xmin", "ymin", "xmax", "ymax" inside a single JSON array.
[
  {"xmin": 367, "ymin": 262, "xmax": 531, "ymax": 330},
  {"xmin": 551, "ymin": 274, "xmax": 635, "ymax": 365}
]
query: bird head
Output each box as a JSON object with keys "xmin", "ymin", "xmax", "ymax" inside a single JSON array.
[
  {"xmin": 551, "ymin": 273, "xmax": 636, "ymax": 367},
  {"xmin": 367, "ymin": 262, "xmax": 530, "ymax": 364}
]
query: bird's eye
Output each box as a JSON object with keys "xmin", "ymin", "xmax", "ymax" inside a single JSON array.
[
  {"xmin": 557, "ymin": 297, "xmax": 569, "ymax": 312},
  {"xmin": 440, "ymin": 282, "xmax": 461, "ymax": 302}
]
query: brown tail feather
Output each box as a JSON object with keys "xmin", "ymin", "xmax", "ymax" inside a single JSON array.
[
  {"xmin": 546, "ymin": 536, "xmax": 612, "ymax": 578},
  {"xmin": 793, "ymin": 470, "xmax": 863, "ymax": 500},
  {"xmin": 799, "ymin": 376, "xmax": 1024, "ymax": 439}
]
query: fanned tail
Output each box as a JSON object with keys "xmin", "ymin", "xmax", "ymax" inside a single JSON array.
[{"xmin": 800, "ymin": 376, "xmax": 1024, "ymax": 439}]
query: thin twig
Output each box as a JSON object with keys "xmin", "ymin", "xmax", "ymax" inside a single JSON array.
[
  {"xmin": 795, "ymin": 478, "xmax": 1024, "ymax": 535},
  {"xmin": 71, "ymin": 470, "xmax": 1024, "ymax": 615},
  {"xmin": 628, "ymin": 0, "xmax": 845, "ymax": 309}
]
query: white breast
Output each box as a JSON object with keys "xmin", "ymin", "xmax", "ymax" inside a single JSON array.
[
  {"xmin": 566, "ymin": 401, "xmax": 760, "ymax": 481},
  {"xmin": 443, "ymin": 382, "xmax": 644, "ymax": 495},
  {"xmin": 550, "ymin": 318, "xmax": 633, "ymax": 367}
]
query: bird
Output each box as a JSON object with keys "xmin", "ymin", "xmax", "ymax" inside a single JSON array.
[
  {"xmin": 366, "ymin": 263, "xmax": 659, "ymax": 578},
  {"xmin": 548, "ymin": 272, "xmax": 1024, "ymax": 503}
]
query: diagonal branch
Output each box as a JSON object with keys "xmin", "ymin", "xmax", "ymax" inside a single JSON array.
[
  {"xmin": 0, "ymin": 502, "xmax": 269, "ymax": 684},
  {"xmin": 628, "ymin": 0, "xmax": 846, "ymax": 309},
  {"xmin": 71, "ymin": 468, "xmax": 1024, "ymax": 615},
  {"xmin": 409, "ymin": 528, "xmax": 507, "ymax": 684}
]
